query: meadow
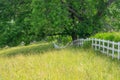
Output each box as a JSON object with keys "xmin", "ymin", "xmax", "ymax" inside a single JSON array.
[{"xmin": 0, "ymin": 42, "xmax": 120, "ymax": 80}]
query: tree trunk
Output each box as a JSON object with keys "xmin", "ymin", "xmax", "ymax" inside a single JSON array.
[
  {"xmin": 71, "ymin": 31, "xmax": 78, "ymax": 46},
  {"xmin": 71, "ymin": 32, "xmax": 77, "ymax": 41}
]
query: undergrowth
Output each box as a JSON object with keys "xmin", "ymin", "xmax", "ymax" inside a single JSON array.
[{"xmin": 92, "ymin": 32, "xmax": 120, "ymax": 42}]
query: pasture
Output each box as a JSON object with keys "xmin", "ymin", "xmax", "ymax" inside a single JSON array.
[{"xmin": 0, "ymin": 42, "xmax": 120, "ymax": 80}]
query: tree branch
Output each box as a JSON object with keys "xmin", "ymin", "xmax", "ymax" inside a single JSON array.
[
  {"xmin": 60, "ymin": 0, "xmax": 84, "ymax": 21},
  {"xmin": 47, "ymin": 32, "xmax": 68, "ymax": 36},
  {"xmin": 94, "ymin": 0, "xmax": 116, "ymax": 20},
  {"xmin": 68, "ymin": 6, "xmax": 84, "ymax": 21},
  {"xmin": 107, "ymin": 0, "xmax": 115, "ymax": 6}
]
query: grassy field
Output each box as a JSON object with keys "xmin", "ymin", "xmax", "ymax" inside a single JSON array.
[{"xmin": 0, "ymin": 42, "xmax": 120, "ymax": 80}]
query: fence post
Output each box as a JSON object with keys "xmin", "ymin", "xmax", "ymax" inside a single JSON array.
[
  {"xmin": 95, "ymin": 38, "xmax": 97, "ymax": 50},
  {"xmin": 79, "ymin": 39, "xmax": 81, "ymax": 46},
  {"xmin": 107, "ymin": 40, "xmax": 109, "ymax": 56},
  {"xmin": 99, "ymin": 39, "xmax": 100, "ymax": 50},
  {"xmin": 118, "ymin": 42, "xmax": 120, "ymax": 60},
  {"xmin": 88, "ymin": 38, "xmax": 90, "ymax": 41},
  {"xmin": 112, "ymin": 41, "xmax": 114, "ymax": 59},
  {"xmin": 92, "ymin": 38, "xmax": 94, "ymax": 48},
  {"xmin": 82, "ymin": 38, "xmax": 84, "ymax": 46},
  {"xmin": 103, "ymin": 40, "xmax": 105, "ymax": 53}
]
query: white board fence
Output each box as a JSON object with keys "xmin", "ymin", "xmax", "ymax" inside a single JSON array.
[{"xmin": 73, "ymin": 38, "xmax": 120, "ymax": 60}]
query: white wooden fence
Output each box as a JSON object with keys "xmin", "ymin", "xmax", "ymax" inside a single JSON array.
[
  {"xmin": 73, "ymin": 38, "xmax": 120, "ymax": 60},
  {"xmin": 72, "ymin": 38, "xmax": 91, "ymax": 46}
]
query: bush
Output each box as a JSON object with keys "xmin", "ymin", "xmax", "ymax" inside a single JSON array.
[
  {"xmin": 46, "ymin": 35, "xmax": 72, "ymax": 44},
  {"xmin": 91, "ymin": 32, "xmax": 120, "ymax": 42}
]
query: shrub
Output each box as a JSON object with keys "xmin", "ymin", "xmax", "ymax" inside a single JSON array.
[{"xmin": 91, "ymin": 32, "xmax": 120, "ymax": 42}]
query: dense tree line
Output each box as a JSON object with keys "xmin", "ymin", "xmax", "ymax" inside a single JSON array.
[{"xmin": 0, "ymin": 0, "xmax": 119, "ymax": 47}]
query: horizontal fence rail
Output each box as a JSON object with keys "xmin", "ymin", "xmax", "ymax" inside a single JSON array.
[
  {"xmin": 72, "ymin": 38, "xmax": 91, "ymax": 46},
  {"xmin": 73, "ymin": 38, "xmax": 120, "ymax": 60}
]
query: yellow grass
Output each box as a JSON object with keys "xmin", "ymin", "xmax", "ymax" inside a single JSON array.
[{"xmin": 0, "ymin": 43, "xmax": 120, "ymax": 80}]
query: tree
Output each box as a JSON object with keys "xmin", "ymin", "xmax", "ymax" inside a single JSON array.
[
  {"xmin": 0, "ymin": 0, "xmax": 32, "ymax": 46},
  {"xmin": 0, "ymin": 0, "xmax": 119, "ymax": 47},
  {"xmin": 31, "ymin": 0, "xmax": 118, "ymax": 40},
  {"xmin": 105, "ymin": 0, "xmax": 120, "ymax": 31}
]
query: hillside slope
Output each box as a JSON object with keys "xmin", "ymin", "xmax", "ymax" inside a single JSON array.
[{"xmin": 0, "ymin": 42, "xmax": 120, "ymax": 80}]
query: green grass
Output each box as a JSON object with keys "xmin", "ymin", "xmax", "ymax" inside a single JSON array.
[{"xmin": 0, "ymin": 42, "xmax": 120, "ymax": 80}]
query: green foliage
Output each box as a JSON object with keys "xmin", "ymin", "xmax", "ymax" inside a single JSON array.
[
  {"xmin": 0, "ymin": 0, "xmax": 119, "ymax": 47},
  {"xmin": 47, "ymin": 35, "xmax": 72, "ymax": 43},
  {"xmin": 92, "ymin": 32, "xmax": 120, "ymax": 42},
  {"xmin": 0, "ymin": 0, "xmax": 33, "ymax": 47},
  {"xmin": 106, "ymin": 0, "xmax": 120, "ymax": 31},
  {"xmin": 83, "ymin": 41, "xmax": 92, "ymax": 49},
  {"xmin": 31, "ymin": 0, "xmax": 71, "ymax": 38},
  {"xmin": 31, "ymin": 0, "xmax": 119, "ymax": 41}
]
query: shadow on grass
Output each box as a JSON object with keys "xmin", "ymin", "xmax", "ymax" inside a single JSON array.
[
  {"xmin": 1, "ymin": 42, "xmax": 120, "ymax": 65},
  {"xmin": 0, "ymin": 43, "xmax": 55, "ymax": 57}
]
